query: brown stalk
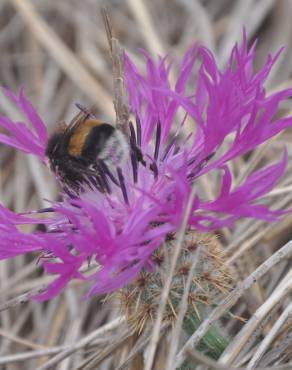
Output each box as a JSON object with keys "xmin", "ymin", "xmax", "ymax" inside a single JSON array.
[{"xmin": 101, "ymin": 8, "xmax": 129, "ymax": 137}]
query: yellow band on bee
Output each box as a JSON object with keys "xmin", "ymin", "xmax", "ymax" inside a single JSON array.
[{"xmin": 68, "ymin": 119, "xmax": 102, "ymax": 157}]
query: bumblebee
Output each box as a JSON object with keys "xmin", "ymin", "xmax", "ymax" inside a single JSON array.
[{"xmin": 45, "ymin": 106, "xmax": 129, "ymax": 192}]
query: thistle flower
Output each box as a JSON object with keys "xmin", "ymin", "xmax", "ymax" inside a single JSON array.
[{"xmin": 0, "ymin": 34, "xmax": 291, "ymax": 301}]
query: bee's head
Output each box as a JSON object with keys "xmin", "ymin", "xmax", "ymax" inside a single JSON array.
[{"xmin": 45, "ymin": 132, "xmax": 66, "ymax": 172}]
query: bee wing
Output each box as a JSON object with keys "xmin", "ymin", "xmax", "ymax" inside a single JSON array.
[
  {"xmin": 64, "ymin": 111, "xmax": 88, "ymax": 136},
  {"xmin": 63, "ymin": 103, "xmax": 97, "ymax": 137}
]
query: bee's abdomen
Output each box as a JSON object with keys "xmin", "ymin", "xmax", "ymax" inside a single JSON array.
[
  {"xmin": 68, "ymin": 119, "xmax": 103, "ymax": 157},
  {"xmin": 80, "ymin": 123, "xmax": 115, "ymax": 161},
  {"xmin": 98, "ymin": 129, "xmax": 129, "ymax": 168}
]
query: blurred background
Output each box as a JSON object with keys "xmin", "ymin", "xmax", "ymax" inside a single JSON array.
[{"xmin": 0, "ymin": 1, "xmax": 292, "ymax": 369}]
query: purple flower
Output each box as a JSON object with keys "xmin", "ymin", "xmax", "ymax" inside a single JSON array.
[{"xmin": 0, "ymin": 34, "xmax": 291, "ymax": 300}]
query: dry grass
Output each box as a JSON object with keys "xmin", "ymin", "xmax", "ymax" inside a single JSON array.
[{"xmin": 0, "ymin": 0, "xmax": 291, "ymax": 369}]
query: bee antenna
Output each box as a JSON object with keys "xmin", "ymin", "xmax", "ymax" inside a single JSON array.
[{"xmin": 75, "ymin": 103, "xmax": 94, "ymax": 118}]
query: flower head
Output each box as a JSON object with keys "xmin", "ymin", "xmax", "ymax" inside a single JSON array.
[
  {"xmin": 0, "ymin": 34, "xmax": 291, "ymax": 300},
  {"xmin": 119, "ymin": 231, "xmax": 232, "ymax": 334}
]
